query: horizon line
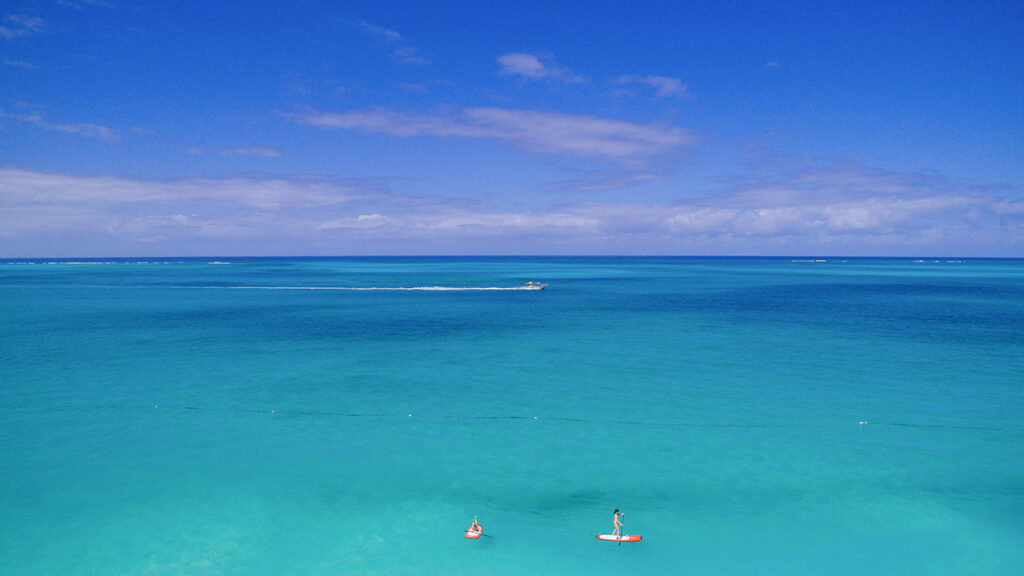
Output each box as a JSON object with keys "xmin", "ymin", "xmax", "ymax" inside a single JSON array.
[{"xmin": 3, "ymin": 254, "xmax": 1022, "ymax": 261}]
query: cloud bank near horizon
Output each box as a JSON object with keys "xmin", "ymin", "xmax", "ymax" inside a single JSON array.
[
  {"xmin": 3, "ymin": 4, "xmax": 1019, "ymax": 258},
  {"xmin": 2, "ymin": 166, "xmax": 1020, "ymax": 257}
]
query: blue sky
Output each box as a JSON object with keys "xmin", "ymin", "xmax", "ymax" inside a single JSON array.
[{"xmin": 1, "ymin": 0, "xmax": 1022, "ymax": 256}]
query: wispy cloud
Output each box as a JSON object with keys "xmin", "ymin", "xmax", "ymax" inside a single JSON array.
[
  {"xmin": 392, "ymin": 46, "xmax": 426, "ymax": 65},
  {"xmin": 2, "ymin": 166, "xmax": 1020, "ymax": 256},
  {"xmin": 616, "ymin": 75, "xmax": 691, "ymax": 98},
  {"xmin": 2, "ymin": 56, "xmax": 36, "ymax": 68},
  {"xmin": 57, "ymin": 0, "xmax": 117, "ymax": 9},
  {"xmin": 294, "ymin": 107, "xmax": 693, "ymax": 165},
  {"xmin": 544, "ymin": 170, "xmax": 667, "ymax": 193},
  {"xmin": 353, "ymin": 19, "xmax": 402, "ymax": 42},
  {"xmin": 0, "ymin": 110, "xmax": 118, "ymax": 141},
  {"xmin": 0, "ymin": 169, "xmax": 374, "ymax": 212},
  {"xmin": 189, "ymin": 147, "xmax": 283, "ymax": 158},
  {"xmin": 497, "ymin": 53, "xmax": 586, "ymax": 83},
  {"xmin": 0, "ymin": 14, "xmax": 45, "ymax": 39},
  {"xmin": 350, "ymin": 19, "xmax": 427, "ymax": 65},
  {"xmin": 219, "ymin": 147, "xmax": 282, "ymax": 158}
]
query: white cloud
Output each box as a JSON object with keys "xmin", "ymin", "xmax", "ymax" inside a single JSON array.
[
  {"xmin": 616, "ymin": 75, "xmax": 691, "ymax": 98},
  {"xmin": 497, "ymin": 53, "xmax": 545, "ymax": 79},
  {"xmin": 294, "ymin": 107, "xmax": 694, "ymax": 165},
  {"xmin": 497, "ymin": 53, "xmax": 585, "ymax": 83},
  {"xmin": 319, "ymin": 213, "xmax": 388, "ymax": 230}
]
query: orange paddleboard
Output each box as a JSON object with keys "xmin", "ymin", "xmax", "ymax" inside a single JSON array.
[
  {"xmin": 465, "ymin": 526, "xmax": 483, "ymax": 539},
  {"xmin": 596, "ymin": 534, "xmax": 641, "ymax": 542}
]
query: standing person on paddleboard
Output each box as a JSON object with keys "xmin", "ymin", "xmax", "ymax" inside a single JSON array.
[
  {"xmin": 613, "ymin": 509, "xmax": 624, "ymax": 537},
  {"xmin": 597, "ymin": 509, "xmax": 641, "ymax": 542}
]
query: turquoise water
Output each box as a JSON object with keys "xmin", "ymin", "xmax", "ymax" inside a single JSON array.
[{"xmin": 2, "ymin": 257, "xmax": 1022, "ymax": 575}]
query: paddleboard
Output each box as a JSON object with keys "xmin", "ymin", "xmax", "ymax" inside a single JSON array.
[
  {"xmin": 465, "ymin": 527, "xmax": 482, "ymax": 539},
  {"xmin": 596, "ymin": 534, "xmax": 641, "ymax": 542}
]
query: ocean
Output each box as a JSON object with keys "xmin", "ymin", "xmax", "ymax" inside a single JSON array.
[{"xmin": 1, "ymin": 257, "xmax": 1022, "ymax": 575}]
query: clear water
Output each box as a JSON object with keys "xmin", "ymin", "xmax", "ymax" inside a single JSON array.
[{"xmin": 2, "ymin": 257, "xmax": 1022, "ymax": 575}]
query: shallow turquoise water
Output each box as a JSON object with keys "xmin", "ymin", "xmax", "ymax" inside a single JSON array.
[{"xmin": 1, "ymin": 257, "xmax": 1022, "ymax": 574}]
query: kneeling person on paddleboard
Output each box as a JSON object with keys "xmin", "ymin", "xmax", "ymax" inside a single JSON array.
[{"xmin": 465, "ymin": 515, "xmax": 483, "ymax": 539}]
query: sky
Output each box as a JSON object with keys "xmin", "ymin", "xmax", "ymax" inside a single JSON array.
[{"xmin": 1, "ymin": 0, "xmax": 1022, "ymax": 257}]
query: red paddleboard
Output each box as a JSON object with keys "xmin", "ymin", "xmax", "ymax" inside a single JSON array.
[
  {"xmin": 465, "ymin": 526, "xmax": 483, "ymax": 539},
  {"xmin": 596, "ymin": 534, "xmax": 641, "ymax": 542}
]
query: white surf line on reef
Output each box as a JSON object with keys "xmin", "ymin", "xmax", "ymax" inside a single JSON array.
[{"xmin": 225, "ymin": 285, "xmax": 538, "ymax": 291}]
